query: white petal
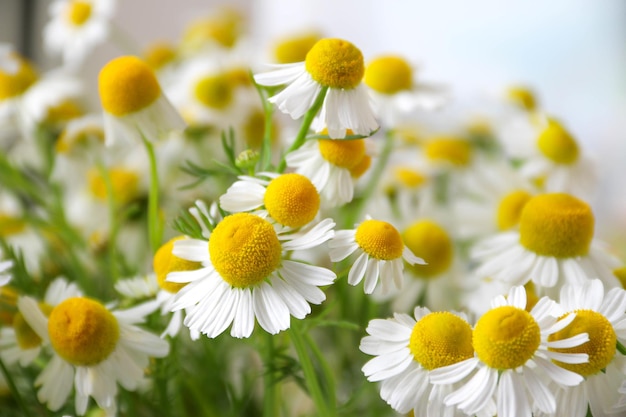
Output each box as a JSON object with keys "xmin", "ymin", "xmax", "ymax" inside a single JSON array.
[{"xmin": 253, "ymin": 282, "xmax": 290, "ymax": 334}]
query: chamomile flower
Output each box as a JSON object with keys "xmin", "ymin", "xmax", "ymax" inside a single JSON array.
[
  {"xmin": 254, "ymin": 37, "xmax": 378, "ymax": 139},
  {"xmin": 542, "ymin": 279, "xmax": 626, "ymax": 417},
  {"xmin": 0, "ymin": 44, "xmax": 18, "ymax": 73},
  {"xmin": 329, "ymin": 217, "xmax": 424, "ymax": 294},
  {"xmin": 272, "ymin": 31, "xmax": 321, "ymax": 64},
  {"xmin": 0, "ymin": 249, "xmax": 12, "ymax": 287},
  {"xmin": 18, "ymin": 294, "xmax": 169, "ymax": 415},
  {"xmin": 430, "ymin": 285, "xmax": 589, "ymax": 417},
  {"xmin": 168, "ymin": 213, "xmax": 336, "ymax": 338},
  {"xmin": 360, "ymin": 307, "xmax": 476, "ymax": 416},
  {"xmin": 98, "ymin": 55, "xmax": 185, "ymax": 145},
  {"xmin": 472, "ymin": 192, "xmax": 622, "ymax": 297}
]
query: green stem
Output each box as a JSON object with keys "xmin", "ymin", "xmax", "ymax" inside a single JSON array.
[
  {"xmin": 303, "ymin": 332, "xmax": 336, "ymax": 411},
  {"xmin": 617, "ymin": 340, "xmax": 626, "ymax": 356},
  {"xmin": 97, "ymin": 161, "xmax": 120, "ymax": 284},
  {"xmin": 277, "ymin": 86, "xmax": 328, "ymax": 173},
  {"xmin": 142, "ymin": 137, "xmax": 163, "ymax": 254},
  {"xmin": 0, "ymin": 357, "xmax": 34, "ymax": 417},
  {"xmin": 262, "ymin": 333, "xmax": 280, "ymax": 417}
]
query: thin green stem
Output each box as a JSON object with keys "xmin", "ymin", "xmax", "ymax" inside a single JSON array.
[
  {"xmin": 277, "ymin": 86, "xmax": 328, "ymax": 173},
  {"xmin": 96, "ymin": 161, "xmax": 120, "ymax": 283},
  {"xmin": 617, "ymin": 340, "xmax": 626, "ymax": 356},
  {"xmin": 262, "ymin": 333, "xmax": 280, "ymax": 417},
  {"xmin": 142, "ymin": 137, "xmax": 163, "ymax": 254},
  {"xmin": 303, "ymin": 332, "xmax": 336, "ymax": 411},
  {"xmin": 0, "ymin": 357, "xmax": 34, "ymax": 417}
]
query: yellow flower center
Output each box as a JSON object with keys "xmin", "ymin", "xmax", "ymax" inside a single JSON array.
[
  {"xmin": 318, "ymin": 139, "xmax": 366, "ymax": 169},
  {"xmin": 519, "ymin": 193, "xmax": 594, "ymax": 258},
  {"xmin": 496, "ymin": 190, "xmax": 533, "ymax": 230},
  {"xmin": 355, "ymin": 219, "xmax": 404, "ymax": 261},
  {"xmin": 153, "ymin": 237, "xmax": 199, "ymax": 293},
  {"xmin": 548, "ymin": 310, "xmax": 616, "ymax": 377},
  {"xmin": 537, "ymin": 120, "xmax": 579, "ymax": 164},
  {"xmin": 44, "ymin": 99, "xmax": 83, "ymax": 125},
  {"xmin": 409, "ymin": 312, "xmax": 474, "ymax": 370},
  {"xmin": 349, "ymin": 154, "xmax": 371, "ymax": 179},
  {"xmin": 65, "ymin": 1, "xmax": 92, "ymax": 26},
  {"xmin": 88, "ymin": 167, "xmax": 140, "ymax": 206},
  {"xmin": 424, "ymin": 136, "xmax": 472, "ymax": 166},
  {"xmin": 506, "ymin": 86, "xmax": 537, "ymax": 111},
  {"xmin": 182, "ymin": 9, "xmax": 243, "ymax": 49},
  {"xmin": 243, "ymin": 109, "xmax": 278, "ymax": 149},
  {"xmin": 98, "ymin": 56, "xmax": 161, "ymax": 116},
  {"xmin": 274, "ymin": 32, "xmax": 321, "ymax": 64},
  {"xmin": 364, "ymin": 55, "xmax": 413, "ymax": 94},
  {"xmin": 305, "ymin": 38, "xmax": 364, "ymax": 89},
  {"xmin": 209, "ymin": 213, "xmax": 282, "ymax": 288},
  {"xmin": 0, "ymin": 56, "xmax": 38, "ymax": 100},
  {"xmin": 48, "ymin": 297, "xmax": 120, "ymax": 366},
  {"xmin": 0, "ymin": 214, "xmax": 26, "ymax": 237},
  {"xmin": 143, "ymin": 42, "xmax": 176, "ymax": 70},
  {"xmin": 473, "ymin": 305, "xmax": 541, "ymax": 370},
  {"xmin": 394, "ymin": 167, "xmax": 426, "ymax": 189},
  {"xmin": 614, "ymin": 267, "xmax": 626, "ymax": 289},
  {"xmin": 56, "ymin": 126, "xmax": 105, "ymax": 154},
  {"xmin": 264, "ymin": 174, "xmax": 320, "ymax": 228},
  {"xmin": 193, "ymin": 74, "xmax": 234, "ymax": 110},
  {"xmin": 402, "ymin": 220, "xmax": 453, "ymax": 278}
]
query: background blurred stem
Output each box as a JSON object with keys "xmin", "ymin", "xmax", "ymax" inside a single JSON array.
[{"xmin": 142, "ymin": 136, "xmax": 163, "ymax": 255}]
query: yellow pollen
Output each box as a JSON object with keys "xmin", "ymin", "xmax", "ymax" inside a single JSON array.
[
  {"xmin": 264, "ymin": 174, "xmax": 320, "ymax": 228},
  {"xmin": 424, "ymin": 136, "xmax": 472, "ymax": 166},
  {"xmin": 88, "ymin": 167, "xmax": 140, "ymax": 206},
  {"xmin": 614, "ymin": 267, "xmax": 626, "ymax": 289},
  {"xmin": 0, "ymin": 55, "xmax": 38, "ymax": 100},
  {"xmin": 537, "ymin": 120, "xmax": 580, "ymax": 164},
  {"xmin": 364, "ymin": 55, "xmax": 413, "ymax": 94},
  {"xmin": 153, "ymin": 237, "xmax": 198, "ymax": 293},
  {"xmin": 98, "ymin": 56, "xmax": 161, "ymax": 116},
  {"xmin": 473, "ymin": 305, "xmax": 541, "ymax": 370},
  {"xmin": 506, "ymin": 86, "xmax": 537, "ymax": 111},
  {"xmin": 65, "ymin": 1, "xmax": 92, "ymax": 26},
  {"xmin": 519, "ymin": 193, "xmax": 594, "ymax": 258},
  {"xmin": 548, "ymin": 310, "xmax": 616, "ymax": 376},
  {"xmin": 305, "ymin": 38, "xmax": 364, "ymax": 89},
  {"xmin": 0, "ymin": 214, "xmax": 26, "ymax": 237},
  {"xmin": 349, "ymin": 154, "xmax": 371, "ymax": 179},
  {"xmin": 318, "ymin": 139, "xmax": 366, "ymax": 169},
  {"xmin": 274, "ymin": 32, "xmax": 321, "ymax": 64},
  {"xmin": 193, "ymin": 74, "xmax": 234, "ymax": 110},
  {"xmin": 355, "ymin": 219, "xmax": 404, "ymax": 261},
  {"xmin": 143, "ymin": 42, "xmax": 176, "ymax": 70},
  {"xmin": 402, "ymin": 220, "xmax": 453, "ymax": 278},
  {"xmin": 48, "ymin": 297, "xmax": 120, "ymax": 366},
  {"xmin": 209, "ymin": 213, "xmax": 281, "ymax": 288},
  {"xmin": 394, "ymin": 167, "xmax": 426, "ymax": 189},
  {"xmin": 13, "ymin": 303, "xmax": 53, "ymax": 349},
  {"xmin": 496, "ymin": 190, "xmax": 533, "ymax": 230},
  {"xmin": 409, "ymin": 312, "xmax": 474, "ymax": 370}
]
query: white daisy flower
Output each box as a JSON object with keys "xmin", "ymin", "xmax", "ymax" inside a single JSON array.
[
  {"xmin": 168, "ymin": 213, "xmax": 336, "ymax": 338},
  {"xmin": 17, "ymin": 293, "xmax": 169, "ymax": 415},
  {"xmin": 219, "ymin": 172, "xmax": 321, "ymax": 229},
  {"xmin": 98, "ymin": 55, "xmax": 186, "ymax": 145},
  {"xmin": 329, "ymin": 217, "xmax": 424, "ymax": 294},
  {"xmin": 472, "ymin": 192, "xmax": 622, "ymax": 297},
  {"xmin": 254, "ymin": 37, "xmax": 378, "ymax": 139},
  {"xmin": 43, "ymin": 0, "xmax": 115, "ymax": 68},
  {"xmin": 360, "ymin": 307, "xmax": 479, "ymax": 416},
  {"xmin": 430, "ymin": 285, "xmax": 589, "ymax": 417},
  {"xmin": 0, "ymin": 249, "xmax": 12, "ymax": 287}
]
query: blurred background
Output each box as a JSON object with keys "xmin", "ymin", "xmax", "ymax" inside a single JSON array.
[{"xmin": 2, "ymin": 0, "xmax": 625, "ymax": 238}]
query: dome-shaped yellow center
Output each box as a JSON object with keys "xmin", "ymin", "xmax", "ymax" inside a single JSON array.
[
  {"xmin": 519, "ymin": 193, "xmax": 594, "ymax": 258},
  {"xmin": 409, "ymin": 312, "xmax": 474, "ymax": 370},
  {"xmin": 394, "ymin": 167, "xmax": 426, "ymax": 189},
  {"xmin": 88, "ymin": 167, "xmax": 140, "ymax": 206},
  {"xmin": 153, "ymin": 236, "xmax": 199, "ymax": 293},
  {"xmin": 537, "ymin": 120, "xmax": 579, "ymax": 165},
  {"xmin": 182, "ymin": 9, "xmax": 243, "ymax": 49},
  {"xmin": 0, "ymin": 56, "xmax": 38, "ymax": 100},
  {"xmin": 496, "ymin": 190, "xmax": 533, "ymax": 231},
  {"xmin": 506, "ymin": 86, "xmax": 537, "ymax": 111},
  {"xmin": 402, "ymin": 220, "xmax": 453, "ymax": 279},
  {"xmin": 474, "ymin": 305, "xmax": 540, "ymax": 369},
  {"xmin": 304, "ymin": 38, "xmax": 364, "ymax": 89},
  {"xmin": 424, "ymin": 137, "xmax": 472, "ymax": 166},
  {"xmin": 48, "ymin": 297, "xmax": 120, "ymax": 366},
  {"xmin": 548, "ymin": 310, "xmax": 616, "ymax": 377},
  {"xmin": 350, "ymin": 154, "xmax": 371, "ymax": 179},
  {"xmin": 14, "ymin": 303, "xmax": 53, "ymax": 350},
  {"xmin": 614, "ymin": 267, "xmax": 626, "ymax": 289},
  {"xmin": 143, "ymin": 42, "xmax": 176, "ymax": 70},
  {"xmin": 318, "ymin": 139, "xmax": 366, "ymax": 169},
  {"xmin": 44, "ymin": 99, "xmax": 83, "ymax": 125},
  {"xmin": 209, "ymin": 213, "xmax": 282, "ymax": 288},
  {"xmin": 264, "ymin": 173, "xmax": 320, "ymax": 228},
  {"xmin": 65, "ymin": 1, "xmax": 92, "ymax": 26},
  {"xmin": 0, "ymin": 214, "xmax": 26, "ymax": 237},
  {"xmin": 274, "ymin": 33, "xmax": 320, "ymax": 64},
  {"xmin": 193, "ymin": 74, "xmax": 234, "ymax": 110},
  {"xmin": 99, "ymin": 56, "xmax": 161, "ymax": 116},
  {"xmin": 355, "ymin": 219, "xmax": 404, "ymax": 261},
  {"xmin": 364, "ymin": 55, "xmax": 413, "ymax": 95}
]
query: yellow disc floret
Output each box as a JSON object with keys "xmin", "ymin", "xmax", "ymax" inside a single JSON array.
[
  {"xmin": 143, "ymin": 42, "xmax": 177, "ymax": 70},
  {"xmin": 474, "ymin": 305, "xmax": 540, "ymax": 369},
  {"xmin": 409, "ymin": 312, "xmax": 474, "ymax": 370},
  {"xmin": 88, "ymin": 167, "xmax": 140, "ymax": 206},
  {"xmin": 350, "ymin": 154, "xmax": 371, "ymax": 179},
  {"xmin": 48, "ymin": 297, "xmax": 120, "ymax": 366},
  {"xmin": 394, "ymin": 167, "xmax": 426, "ymax": 189},
  {"xmin": 548, "ymin": 310, "xmax": 616, "ymax": 376},
  {"xmin": 194, "ymin": 74, "xmax": 234, "ymax": 110},
  {"xmin": 153, "ymin": 237, "xmax": 199, "ymax": 293},
  {"xmin": 402, "ymin": 220, "xmax": 453, "ymax": 278},
  {"xmin": 0, "ymin": 55, "xmax": 38, "ymax": 100},
  {"xmin": 65, "ymin": 1, "xmax": 92, "ymax": 26},
  {"xmin": 274, "ymin": 32, "xmax": 321, "ymax": 64},
  {"xmin": 424, "ymin": 136, "xmax": 472, "ymax": 166},
  {"xmin": 519, "ymin": 193, "xmax": 594, "ymax": 258},
  {"xmin": 355, "ymin": 219, "xmax": 404, "ymax": 261},
  {"xmin": 506, "ymin": 86, "xmax": 537, "ymax": 111},
  {"xmin": 318, "ymin": 139, "xmax": 366, "ymax": 169},
  {"xmin": 364, "ymin": 55, "xmax": 413, "ymax": 95},
  {"xmin": 264, "ymin": 174, "xmax": 320, "ymax": 228},
  {"xmin": 99, "ymin": 56, "xmax": 161, "ymax": 116},
  {"xmin": 614, "ymin": 267, "xmax": 626, "ymax": 289},
  {"xmin": 0, "ymin": 214, "xmax": 26, "ymax": 237},
  {"xmin": 209, "ymin": 213, "xmax": 281, "ymax": 288},
  {"xmin": 496, "ymin": 190, "xmax": 533, "ymax": 230},
  {"xmin": 537, "ymin": 120, "xmax": 579, "ymax": 165},
  {"xmin": 305, "ymin": 38, "xmax": 364, "ymax": 89}
]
